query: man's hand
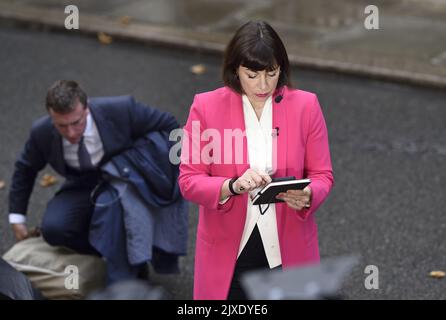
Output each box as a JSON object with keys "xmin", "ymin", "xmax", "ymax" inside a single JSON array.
[
  {"xmin": 12, "ymin": 223, "xmax": 28, "ymax": 241},
  {"xmin": 11, "ymin": 223, "xmax": 40, "ymax": 242}
]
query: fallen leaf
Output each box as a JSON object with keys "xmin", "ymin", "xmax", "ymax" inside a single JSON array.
[
  {"xmin": 98, "ymin": 32, "xmax": 113, "ymax": 45},
  {"xmin": 190, "ymin": 64, "xmax": 206, "ymax": 75},
  {"xmin": 119, "ymin": 15, "xmax": 131, "ymax": 26},
  {"xmin": 429, "ymin": 271, "xmax": 445, "ymax": 279},
  {"xmin": 0, "ymin": 180, "xmax": 5, "ymax": 189},
  {"xmin": 40, "ymin": 174, "xmax": 58, "ymax": 187}
]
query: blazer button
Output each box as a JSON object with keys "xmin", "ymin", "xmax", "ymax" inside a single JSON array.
[{"xmin": 122, "ymin": 167, "xmax": 130, "ymax": 178}]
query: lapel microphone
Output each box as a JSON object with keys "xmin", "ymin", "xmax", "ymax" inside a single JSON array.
[
  {"xmin": 273, "ymin": 87, "xmax": 283, "ymax": 138},
  {"xmin": 274, "ymin": 86, "xmax": 284, "ymax": 103}
]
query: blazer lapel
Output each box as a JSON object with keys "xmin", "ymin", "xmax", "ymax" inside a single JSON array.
[
  {"xmin": 89, "ymin": 105, "xmax": 116, "ymax": 159},
  {"xmin": 48, "ymin": 128, "xmax": 66, "ymax": 176},
  {"xmin": 230, "ymin": 91, "xmax": 249, "ymax": 177},
  {"xmin": 272, "ymin": 92, "xmax": 288, "ymax": 177}
]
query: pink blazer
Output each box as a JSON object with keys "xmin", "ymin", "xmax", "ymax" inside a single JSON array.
[{"xmin": 179, "ymin": 86, "xmax": 334, "ymax": 300}]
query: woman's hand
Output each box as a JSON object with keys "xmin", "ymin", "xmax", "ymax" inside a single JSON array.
[
  {"xmin": 234, "ymin": 168, "xmax": 272, "ymax": 194},
  {"xmin": 276, "ymin": 186, "xmax": 312, "ymax": 210}
]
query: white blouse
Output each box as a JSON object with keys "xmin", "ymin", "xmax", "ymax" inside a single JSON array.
[{"xmin": 237, "ymin": 95, "xmax": 282, "ymax": 268}]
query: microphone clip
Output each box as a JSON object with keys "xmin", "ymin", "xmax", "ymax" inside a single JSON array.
[{"xmin": 272, "ymin": 127, "xmax": 280, "ymax": 137}]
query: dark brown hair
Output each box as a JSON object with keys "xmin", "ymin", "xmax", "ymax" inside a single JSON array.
[
  {"xmin": 46, "ymin": 80, "xmax": 87, "ymax": 113},
  {"xmin": 222, "ymin": 21, "xmax": 291, "ymax": 94}
]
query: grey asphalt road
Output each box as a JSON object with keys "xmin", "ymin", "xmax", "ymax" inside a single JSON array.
[{"xmin": 0, "ymin": 25, "xmax": 445, "ymax": 300}]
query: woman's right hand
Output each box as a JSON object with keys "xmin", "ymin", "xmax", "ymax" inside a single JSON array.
[{"xmin": 233, "ymin": 168, "xmax": 272, "ymax": 194}]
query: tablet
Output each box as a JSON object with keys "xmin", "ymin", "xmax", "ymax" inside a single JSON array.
[{"xmin": 251, "ymin": 177, "xmax": 311, "ymax": 205}]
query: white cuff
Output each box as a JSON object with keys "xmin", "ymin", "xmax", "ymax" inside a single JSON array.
[
  {"xmin": 218, "ymin": 196, "xmax": 231, "ymax": 205},
  {"xmin": 9, "ymin": 213, "xmax": 27, "ymax": 224}
]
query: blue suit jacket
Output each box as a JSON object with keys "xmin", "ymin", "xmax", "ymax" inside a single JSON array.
[
  {"xmin": 9, "ymin": 96, "xmax": 179, "ymax": 215},
  {"xmin": 90, "ymin": 131, "xmax": 188, "ymax": 272}
]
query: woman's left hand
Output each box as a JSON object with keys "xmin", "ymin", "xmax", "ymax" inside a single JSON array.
[{"xmin": 276, "ymin": 186, "xmax": 312, "ymax": 210}]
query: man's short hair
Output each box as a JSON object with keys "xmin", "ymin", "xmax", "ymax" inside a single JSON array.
[{"xmin": 46, "ymin": 80, "xmax": 87, "ymax": 114}]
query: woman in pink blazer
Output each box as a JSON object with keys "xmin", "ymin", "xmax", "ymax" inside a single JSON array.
[{"xmin": 179, "ymin": 21, "xmax": 334, "ymax": 300}]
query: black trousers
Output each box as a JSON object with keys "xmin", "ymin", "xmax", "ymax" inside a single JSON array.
[
  {"xmin": 227, "ymin": 225, "xmax": 281, "ymax": 300},
  {"xmin": 41, "ymin": 184, "xmax": 98, "ymax": 255}
]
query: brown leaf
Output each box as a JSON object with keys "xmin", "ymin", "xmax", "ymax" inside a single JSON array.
[
  {"xmin": 0, "ymin": 180, "xmax": 5, "ymax": 190},
  {"xmin": 190, "ymin": 64, "xmax": 207, "ymax": 75},
  {"xmin": 119, "ymin": 15, "xmax": 132, "ymax": 26},
  {"xmin": 39, "ymin": 174, "xmax": 58, "ymax": 187},
  {"xmin": 429, "ymin": 270, "xmax": 445, "ymax": 279},
  {"xmin": 98, "ymin": 32, "xmax": 113, "ymax": 45}
]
